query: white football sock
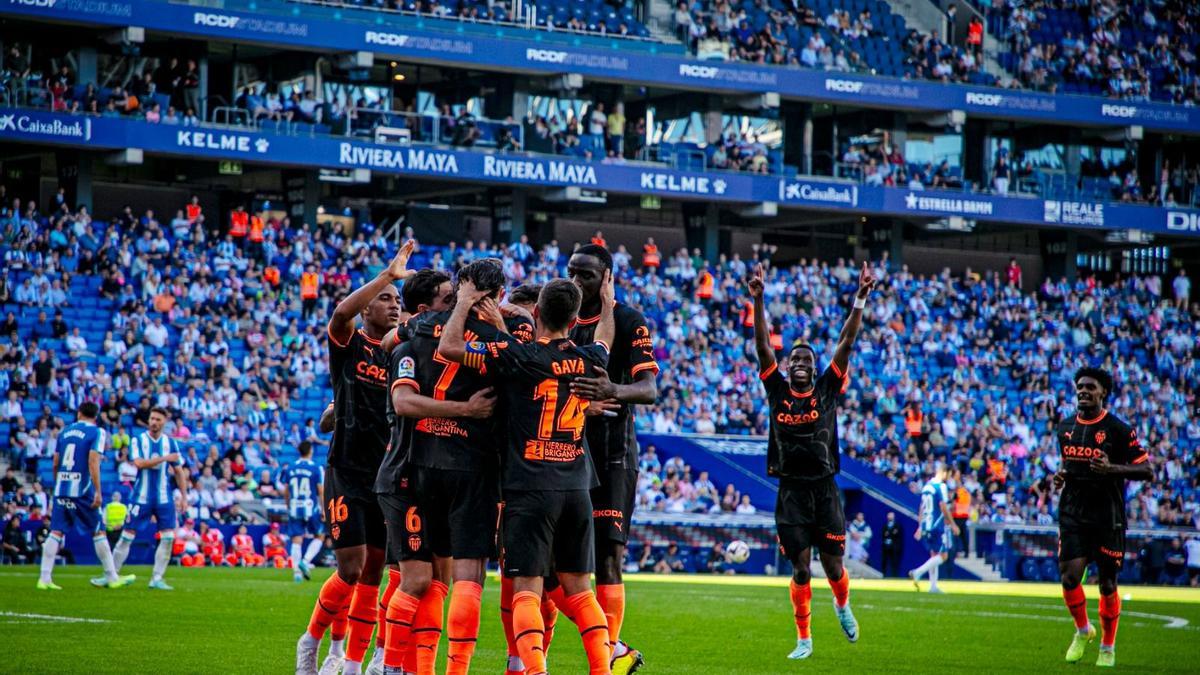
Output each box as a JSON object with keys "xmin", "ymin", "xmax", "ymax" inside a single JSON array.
[
  {"xmin": 291, "ymin": 543, "xmax": 303, "ymax": 570},
  {"xmin": 928, "ymin": 560, "xmax": 940, "ymax": 591},
  {"xmin": 329, "ymin": 638, "xmax": 345, "ymax": 656},
  {"xmin": 113, "ymin": 531, "xmax": 135, "ymax": 570},
  {"xmin": 304, "ymin": 538, "xmax": 323, "ymax": 564},
  {"xmin": 151, "ymin": 535, "xmax": 173, "ymax": 582},
  {"xmin": 93, "ymin": 534, "xmax": 119, "ymax": 582},
  {"xmin": 343, "ymin": 659, "xmax": 362, "ymax": 675},
  {"xmin": 39, "ymin": 533, "xmax": 62, "ymax": 583},
  {"xmin": 913, "ymin": 556, "xmax": 940, "ymax": 579}
]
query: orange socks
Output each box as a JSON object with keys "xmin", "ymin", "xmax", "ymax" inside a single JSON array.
[
  {"xmin": 828, "ymin": 570, "xmax": 850, "ymax": 609},
  {"xmin": 789, "ymin": 580, "xmax": 812, "ymax": 639},
  {"xmin": 413, "ymin": 580, "xmax": 448, "ymax": 675},
  {"xmin": 596, "ymin": 583, "xmax": 625, "ymax": 651},
  {"xmin": 307, "ymin": 572, "xmax": 355, "ymax": 640},
  {"xmin": 331, "ymin": 600, "xmax": 351, "ymax": 644},
  {"xmin": 546, "ymin": 585, "xmax": 572, "ymax": 623},
  {"xmin": 1099, "ymin": 591, "xmax": 1121, "ymax": 648},
  {"xmin": 346, "ymin": 583, "xmax": 380, "ymax": 664},
  {"xmin": 446, "ymin": 581, "xmax": 483, "ymax": 675},
  {"xmin": 540, "ymin": 594, "xmax": 559, "ymax": 655},
  {"xmin": 1062, "ymin": 584, "xmax": 1090, "ymax": 630},
  {"xmin": 513, "ymin": 591, "xmax": 547, "ymax": 675},
  {"xmin": 501, "ymin": 575, "xmax": 521, "ymax": 663},
  {"xmin": 383, "ymin": 591, "xmax": 420, "ymax": 669},
  {"xmin": 564, "ymin": 591, "xmax": 612, "ymax": 675},
  {"xmin": 376, "ymin": 568, "xmax": 401, "ymax": 653}
]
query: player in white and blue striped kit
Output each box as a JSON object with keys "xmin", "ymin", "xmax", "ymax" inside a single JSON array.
[
  {"xmin": 909, "ymin": 462, "xmax": 960, "ymax": 593},
  {"xmin": 282, "ymin": 440, "xmax": 325, "ymax": 582},
  {"xmin": 36, "ymin": 402, "xmax": 135, "ymax": 590},
  {"xmin": 111, "ymin": 407, "xmax": 190, "ymax": 590}
]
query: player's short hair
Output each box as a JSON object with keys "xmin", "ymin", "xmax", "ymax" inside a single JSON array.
[
  {"xmin": 149, "ymin": 406, "xmax": 170, "ymax": 418},
  {"xmin": 77, "ymin": 401, "xmax": 100, "ymax": 419},
  {"xmin": 537, "ymin": 279, "xmax": 582, "ymax": 331},
  {"xmin": 573, "ymin": 244, "xmax": 613, "ymax": 271},
  {"xmin": 1074, "ymin": 367, "xmax": 1114, "ymax": 398},
  {"xmin": 298, "ymin": 440, "xmax": 312, "ymax": 457},
  {"xmin": 402, "ymin": 269, "xmax": 451, "ymax": 312},
  {"xmin": 457, "ymin": 258, "xmax": 505, "ymax": 298},
  {"xmin": 789, "ymin": 339, "xmax": 817, "ymax": 360},
  {"xmin": 509, "ymin": 283, "xmax": 542, "ymax": 306}
]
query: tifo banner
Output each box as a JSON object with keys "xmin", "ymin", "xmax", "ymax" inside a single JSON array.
[
  {"xmin": 3, "ymin": 107, "xmax": 1199, "ymax": 236},
  {"xmin": 3, "ymin": 0, "xmax": 1199, "ymax": 134}
]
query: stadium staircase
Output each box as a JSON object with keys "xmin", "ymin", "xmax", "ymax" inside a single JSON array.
[{"xmin": 640, "ymin": 433, "xmax": 984, "ymax": 580}]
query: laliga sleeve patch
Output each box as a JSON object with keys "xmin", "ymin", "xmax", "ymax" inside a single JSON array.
[{"xmin": 397, "ymin": 356, "xmax": 416, "ymax": 379}]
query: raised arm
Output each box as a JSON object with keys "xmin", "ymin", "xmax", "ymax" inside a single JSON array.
[
  {"xmin": 329, "ymin": 240, "xmax": 415, "ymax": 344},
  {"xmin": 830, "ymin": 261, "xmax": 877, "ymax": 376},
  {"xmin": 593, "ymin": 269, "xmax": 616, "ymax": 350},
  {"xmin": 438, "ymin": 279, "xmax": 490, "ymax": 364},
  {"xmin": 747, "ymin": 263, "xmax": 775, "ymax": 372}
]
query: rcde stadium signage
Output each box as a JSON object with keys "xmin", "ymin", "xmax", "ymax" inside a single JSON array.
[{"xmin": 2, "ymin": 107, "xmax": 1197, "ymax": 238}]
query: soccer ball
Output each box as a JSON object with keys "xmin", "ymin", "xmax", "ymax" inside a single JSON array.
[{"xmin": 725, "ymin": 540, "xmax": 750, "ymax": 564}]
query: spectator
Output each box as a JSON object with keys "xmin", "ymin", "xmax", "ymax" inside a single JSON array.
[
  {"xmin": 880, "ymin": 512, "xmax": 903, "ymax": 577},
  {"xmin": 2, "ymin": 514, "xmax": 31, "ymax": 563},
  {"xmin": 735, "ymin": 494, "xmax": 757, "ymax": 514},
  {"xmin": 1162, "ymin": 538, "xmax": 1189, "ymax": 586},
  {"xmin": 654, "ymin": 542, "xmax": 685, "ymax": 573}
]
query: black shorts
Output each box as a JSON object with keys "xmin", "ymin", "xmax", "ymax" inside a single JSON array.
[
  {"xmin": 378, "ymin": 466, "xmax": 498, "ymax": 563},
  {"xmin": 502, "ymin": 489, "xmax": 594, "ymax": 578},
  {"xmin": 1058, "ymin": 526, "xmax": 1125, "ymax": 569},
  {"xmin": 325, "ymin": 466, "xmax": 387, "ymax": 551},
  {"xmin": 776, "ymin": 477, "xmax": 847, "ymax": 561},
  {"xmin": 591, "ymin": 464, "xmax": 637, "ymax": 546}
]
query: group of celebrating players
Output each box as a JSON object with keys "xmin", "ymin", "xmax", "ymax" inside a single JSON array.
[
  {"xmin": 293, "ymin": 242, "xmax": 660, "ymax": 675},
  {"xmin": 32, "ymin": 233, "xmax": 1155, "ymax": 672}
]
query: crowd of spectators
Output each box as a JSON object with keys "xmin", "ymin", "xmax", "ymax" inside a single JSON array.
[
  {"xmin": 524, "ymin": 100, "xmax": 628, "ymax": 160},
  {"xmin": 983, "ymin": 0, "xmax": 1200, "ymax": 104},
  {"xmin": 297, "ymin": 0, "xmax": 650, "ymax": 38},
  {"xmin": 673, "ymin": 0, "xmax": 992, "ymax": 86},
  {"xmin": 1, "ymin": 186, "xmax": 1198, "ymax": 556},
  {"xmin": 1, "ymin": 46, "xmax": 201, "ymax": 125}
]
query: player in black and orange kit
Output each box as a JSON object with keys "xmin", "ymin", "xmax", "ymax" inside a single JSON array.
[
  {"xmin": 1054, "ymin": 367, "xmax": 1152, "ymax": 668},
  {"xmin": 748, "ymin": 261, "xmax": 874, "ymax": 661},
  {"xmin": 565, "ymin": 244, "xmax": 658, "ymax": 675},
  {"xmin": 440, "ymin": 276, "xmax": 617, "ymax": 675},
  {"xmin": 296, "ymin": 240, "xmax": 416, "ymax": 675},
  {"xmin": 362, "ymin": 267, "xmax": 454, "ymax": 675},
  {"xmin": 378, "ymin": 259, "xmax": 534, "ymax": 675}
]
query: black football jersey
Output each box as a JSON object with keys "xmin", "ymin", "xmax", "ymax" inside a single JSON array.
[
  {"xmin": 761, "ymin": 361, "xmax": 849, "ymax": 485},
  {"xmin": 1056, "ymin": 411, "xmax": 1148, "ymax": 530},
  {"xmin": 327, "ymin": 327, "xmax": 392, "ymax": 477},
  {"xmin": 374, "ymin": 312, "xmax": 533, "ymax": 493},
  {"xmin": 569, "ymin": 303, "xmax": 659, "ymax": 468},
  {"xmin": 463, "ymin": 336, "xmax": 609, "ymax": 491}
]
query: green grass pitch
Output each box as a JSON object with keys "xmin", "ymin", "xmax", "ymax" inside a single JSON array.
[{"xmin": 3, "ymin": 566, "xmax": 1198, "ymax": 673}]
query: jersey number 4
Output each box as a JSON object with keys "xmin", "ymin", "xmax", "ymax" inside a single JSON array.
[{"xmin": 533, "ymin": 379, "xmax": 588, "ymax": 441}]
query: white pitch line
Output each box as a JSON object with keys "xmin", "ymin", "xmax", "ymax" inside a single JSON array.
[
  {"xmin": 856, "ymin": 604, "xmax": 1194, "ymax": 630},
  {"xmin": 0, "ymin": 611, "xmax": 109, "ymax": 624}
]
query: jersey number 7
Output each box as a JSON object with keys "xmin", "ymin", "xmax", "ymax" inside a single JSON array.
[{"xmin": 534, "ymin": 379, "xmax": 588, "ymax": 441}]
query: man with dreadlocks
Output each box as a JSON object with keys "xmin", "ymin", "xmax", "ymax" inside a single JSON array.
[
  {"xmin": 747, "ymin": 261, "xmax": 875, "ymax": 661},
  {"xmin": 1054, "ymin": 367, "xmax": 1152, "ymax": 668}
]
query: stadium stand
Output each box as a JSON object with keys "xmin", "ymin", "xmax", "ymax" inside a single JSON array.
[
  {"xmin": 1, "ymin": 195, "xmax": 1196, "ymax": 561},
  {"xmin": 984, "ymin": 0, "xmax": 1200, "ymax": 104}
]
